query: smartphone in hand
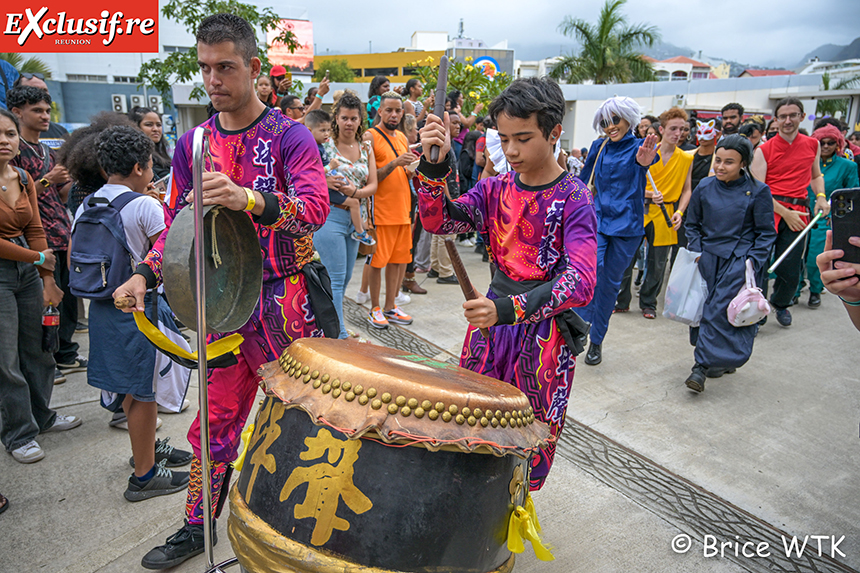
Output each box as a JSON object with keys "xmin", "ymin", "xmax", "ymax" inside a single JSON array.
[{"xmin": 831, "ymin": 188, "xmax": 860, "ymax": 264}]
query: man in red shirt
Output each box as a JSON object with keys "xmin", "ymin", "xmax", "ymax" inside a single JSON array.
[{"xmin": 751, "ymin": 97, "xmax": 828, "ymax": 327}]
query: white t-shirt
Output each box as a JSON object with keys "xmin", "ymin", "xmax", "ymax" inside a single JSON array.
[{"xmin": 73, "ymin": 184, "xmax": 166, "ymax": 265}]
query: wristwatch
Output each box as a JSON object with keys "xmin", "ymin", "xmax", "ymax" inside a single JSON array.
[{"xmin": 39, "ymin": 177, "xmax": 50, "ymax": 188}]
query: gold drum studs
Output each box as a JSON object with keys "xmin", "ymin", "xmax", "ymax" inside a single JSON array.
[
  {"xmin": 358, "ymin": 395, "xmax": 369, "ymax": 406},
  {"xmin": 414, "ymin": 407, "xmax": 425, "ymax": 418},
  {"xmin": 462, "ymin": 407, "xmax": 471, "ymax": 418},
  {"xmin": 321, "ymin": 374, "xmax": 330, "ymax": 384},
  {"xmin": 467, "ymin": 416, "xmax": 477, "ymax": 426},
  {"xmin": 407, "ymin": 398, "xmax": 418, "ymax": 409},
  {"xmin": 381, "ymin": 393, "xmax": 391, "ymax": 404},
  {"xmin": 422, "ymin": 400, "xmax": 432, "ymax": 410},
  {"xmin": 311, "ymin": 370, "xmax": 319, "ymax": 379},
  {"xmin": 401, "ymin": 406, "xmax": 412, "ymax": 417},
  {"xmin": 371, "ymin": 399, "xmax": 382, "ymax": 410},
  {"xmin": 367, "ymin": 388, "xmax": 377, "ymax": 398},
  {"xmin": 313, "ymin": 379, "xmax": 322, "ymax": 389},
  {"xmin": 342, "ymin": 381, "xmax": 351, "ymax": 392},
  {"xmin": 428, "ymin": 410, "xmax": 439, "ymax": 420},
  {"xmin": 435, "ymin": 402, "xmax": 445, "ymax": 412},
  {"xmin": 345, "ymin": 391, "xmax": 355, "ymax": 402},
  {"xmin": 332, "ymin": 388, "xmax": 341, "ymax": 399},
  {"xmin": 455, "ymin": 414, "xmax": 465, "ymax": 425},
  {"xmin": 388, "ymin": 404, "xmax": 398, "ymax": 414},
  {"xmin": 448, "ymin": 405, "xmax": 458, "ymax": 415},
  {"xmin": 322, "ymin": 384, "xmax": 331, "ymax": 394},
  {"xmin": 301, "ymin": 366, "xmax": 309, "ymax": 375},
  {"xmin": 332, "ymin": 379, "xmax": 341, "ymax": 389},
  {"xmin": 354, "ymin": 385, "xmax": 363, "ymax": 395},
  {"xmin": 442, "ymin": 411, "xmax": 452, "ymax": 422},
  {"xmin": 480, "ymin": 417, "xmax": 489, "ymax": 427}
]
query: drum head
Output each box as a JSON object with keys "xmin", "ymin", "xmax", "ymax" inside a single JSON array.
[{"xmin": 162, "ymin": 205, "xmax": 262, "ymax": 334}]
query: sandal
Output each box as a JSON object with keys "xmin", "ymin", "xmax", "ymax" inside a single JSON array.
[
  {"xmin": 0, "ymin": 493, "xmax": 8, "ymax": 515},
  {"xmin": 642, "ymin": 308, "xmax": 656, "ymax": 319},
  {"xmin": 612, "ymin": 307, "xmax": 629, "ymax": 314}
]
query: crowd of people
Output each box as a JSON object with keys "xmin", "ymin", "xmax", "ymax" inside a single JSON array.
[{"xmin": 1, "ymin": 12, "xmax": 859, "ymax": 569}]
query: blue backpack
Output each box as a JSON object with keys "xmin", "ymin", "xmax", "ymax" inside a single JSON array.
[{"xmin": 69, "ymin": 192, "xmax": 141, "ymax": 300}]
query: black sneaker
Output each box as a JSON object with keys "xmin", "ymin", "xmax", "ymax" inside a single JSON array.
[
  {"xmin": 427, "ymin": 269, "xmax": 439, "ymax": 278},
  {"xmin": 808, "ymin": 292, "xmax": 821, "ymax": 308},
  {"xmin": 775, "ymin": 308, "xmax": 792, "ymax": 327},
  {"xmin": 584, "ymin": 342, "xmax": 602, "ymax": 365},
  {"xmin": 436, "ymin": 275, "xmax": 459, "ymax": 284},
  {"xmin": 141, "ymin": 521, "xmax": 216, "ymax": 570},
  {"xmin": 57, "ymin": 355, "xmax": 88, "ymax": 374},
  {"xmin": 124, "ymin": 460, "xmax": 190, "ymax": 502},
  {"xmin": 130, "ymin": 438, "xmax": 193, "ymax": 468},
  {"xmin": 705, "ymin": 367, "xmax": 736, "ymax": 378},
  {"xmin": 54, "ymin": 369, "xmax": 67, "ymax": 385}
]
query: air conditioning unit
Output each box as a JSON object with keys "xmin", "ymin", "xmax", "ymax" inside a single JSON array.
[
  {"xmin": 111, "ymin": 94, "xmax": 127, "ymax": 113},
  {"xmin": 672, "ymin": 94, "xmax": 686, "ymax": 107},
  {"xmin": 129, "ymin": 94, "xmax": 146, "ymax": 109},
  {"xmin": 148, "ymin": 95, "xmax": 164, "ymax": 114}
]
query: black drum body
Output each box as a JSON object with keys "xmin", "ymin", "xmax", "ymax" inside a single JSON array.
[{"xmin": 229, "ymin": 398, "xmax": 525, "ymax": 573}]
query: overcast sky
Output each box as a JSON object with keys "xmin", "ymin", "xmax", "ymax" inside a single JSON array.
[{"xmin": 305, "ymin": 0, "xmax": 859, "ymax": 68}]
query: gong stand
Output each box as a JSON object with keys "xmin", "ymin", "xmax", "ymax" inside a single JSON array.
[{"xmin": 191, "ymin": 127, "xmax": 241, "ymax": 573}]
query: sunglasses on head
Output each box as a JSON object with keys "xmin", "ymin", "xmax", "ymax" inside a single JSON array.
[
  {"xmin": 21, "ymin": 72, "xmax": 45, "ymax": 80},
  {"xmin": 599, "ymin": 115, "xmax": 622, "ymax": 130}
]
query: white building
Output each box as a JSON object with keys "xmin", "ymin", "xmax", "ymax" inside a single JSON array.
[
  {"xmin": 797, "ymin": 58, "xmax": 860, "ymax": 84},
  {"xmin": 645, "ymin": 56, "xmax": 715, "ymax": 82},
  {"xmin": 514, "ymin": 57, "xmax": 562, "ymax": 79}
]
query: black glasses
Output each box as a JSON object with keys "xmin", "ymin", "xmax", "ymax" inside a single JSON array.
[
  {"xmin": 599, "ymin": 115, "xmax": 622, "ymax": 130},
  {"xmin": 288, "ymin": 106, "xmax": 303, "ymax": 110},
  {"xmin": 21, "ymin": 72, "xmax": 45, "ymax": 80},
  {"xmin": 819, "ymin": 139, "xmax": 838, "ymax": 146}
]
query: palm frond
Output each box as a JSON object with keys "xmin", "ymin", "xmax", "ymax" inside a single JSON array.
[{"xmin": 0, "ymin": 53, "xmax": 52, "ymax": 78}]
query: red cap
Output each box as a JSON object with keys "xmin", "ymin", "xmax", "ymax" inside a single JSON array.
[{"xmin": 270, "ymin": 65, "xmax": 287, "ymax": 76}]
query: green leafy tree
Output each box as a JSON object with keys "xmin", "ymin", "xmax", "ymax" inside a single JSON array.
[
  {"xmin": 549, "ymin": 0, "xmax": 659, "ymax": 85},
  {"xmin": 137, "ymin": 0, "xmax": 300, "ymax": 103},
  {"xmin": 408, "ymin": 56, "xmax": 513, "ymax": 116},
  {"xmin": 0, "ymin": 53, "xmax": 52, "ymax": 78},
  {"xmin": 816, "ymin": 72, "xmax": 860, "ymax": 118},
  {"xmin": 312, "ymin": 59, "xmax": 356, "ymax": 82}
]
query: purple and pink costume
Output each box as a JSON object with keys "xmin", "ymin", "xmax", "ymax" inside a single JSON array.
[
  {"xmin": 138, "ymin": 108, "xmax": 329, "ymax": 523},
  {"xmin": 417, "ymin": 161, "xmax": 597, "ymax": 489}
]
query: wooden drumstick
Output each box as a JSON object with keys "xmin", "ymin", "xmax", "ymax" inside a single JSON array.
[
  {"xmin": 444, "ymin": 238, "xmax": 490, "ymax": 338},
  {"xmin": 114, "ymin": 296, "xmax": 137, "ymax": 310}
]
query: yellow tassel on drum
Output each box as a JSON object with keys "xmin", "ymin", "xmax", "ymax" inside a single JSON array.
[
  {"xmin": 507, "ymin": 494, "xmax": 554, "ymax": 561},
  {"xmin": 233, "ymin": 423, "xmax": 255, "ymax": 472}
]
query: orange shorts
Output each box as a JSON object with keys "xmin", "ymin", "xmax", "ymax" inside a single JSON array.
[{"xmin": 369, "ymin": 224, "xmax": 412, "ymax": 268}]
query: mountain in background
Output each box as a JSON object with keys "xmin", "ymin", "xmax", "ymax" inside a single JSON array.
[{"xmin": 798, "ymin": 37, "xmax": 860, "ymax": 67}]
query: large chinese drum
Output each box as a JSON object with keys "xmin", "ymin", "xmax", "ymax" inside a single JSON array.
[{"xmin": 227, "ymin": 338, "xmax": 552, "ymax": 573}]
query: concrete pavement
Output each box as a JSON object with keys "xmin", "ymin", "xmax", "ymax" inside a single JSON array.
[{"xmin": 1, "ymin": 240, "xmax": 857, "ymax": 573}]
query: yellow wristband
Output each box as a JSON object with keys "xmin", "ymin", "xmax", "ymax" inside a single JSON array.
[
  {"xmin": 243, "ymin": 187, "xmax": 256, "ymax": 211},
  {"xmin": 816, "ymin": 193, "xmax": 826, "ymax": 199},
  {"xmin": 676, "ymin": 209, "xmax": 684, "ymax": 216}
]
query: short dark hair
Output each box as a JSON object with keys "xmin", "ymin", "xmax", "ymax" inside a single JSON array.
[
  {"xmin": 279, "ymin": 95, "xmax": 301, "ymax": 114},
  {"xmin": 812, "ymin": 116, "xmax": 845, "ymax": 132},
  {"xmin": 304, "ymin": 109, "xmax": 330, "ymax": 129},
  {"xmin": 331, "ymin": 92, "xmax": 364, "ymax": 142},
  {"xmin": 0, "ymin": 108, "xmax": 20, "ymax": 133},
  {"xmin": 739, "ymin": 123, "xmax": 761, "ymax": 138},
  {"xmin": 487, "ymin": 77, "xmax": 565, "ymax": 139},
  {"xmin": 97, "ymin": 126, "xmax": 154, "ymax": 178},
  {"xmin": 58, "ymin": 112, "xmax": 134, "ymax": 190},
  {"xmin": 368, "ymin": 75, "xmax": 389, "ymax": 98},
  {"xmin": 196, "ymin": 13, "xmax": 257, "ymax": 65},
  {"xmin": 643, "ymin": 115, "xmax": 658, "ymax": 125},
  {"xmin": 6, "ymin": 86, "xmax": 51, "ymax": 110},
  {"xmin": 721, "ymin": 102, "xmax": 744, "ymax": 117},
  {"xmin": 773, "ymin": 97, "xmax": 804, "ymax": 117}
]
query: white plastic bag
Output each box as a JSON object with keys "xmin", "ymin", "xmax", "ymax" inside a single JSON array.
[
  {"xmin": 662, "ymin": 248, "xmax": 708, "ymax": 326},
  {"xmin": 727, "ymin": 259, "xmax": 771, "ymax": 327}
]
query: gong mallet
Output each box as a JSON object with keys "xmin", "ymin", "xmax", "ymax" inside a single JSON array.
[
  {"xmin": 767, "ymin": 210, "xmax": 824, "ymax": 274},
  {"xmin": 429, "ymin": 56, "xmax": 449, "ymax": 163},
  {"xmin": 645, "ymin": 171, "xmax": 675, "ymax": 229},
  {"xmin": 444, "ymin": 238, "xmax": 490, "ymax": 338}
]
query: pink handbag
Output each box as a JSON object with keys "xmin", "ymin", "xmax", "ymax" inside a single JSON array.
[{"xmin": 727, "ymin": 259, "xmax": 771, "ymax": 327}]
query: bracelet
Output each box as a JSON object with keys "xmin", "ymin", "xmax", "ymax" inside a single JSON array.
[
  {"xmin": 243, "ymin": 187, "xmax": 256, "ymax": 211},
  {"xmin": 816, "ymin": 193, "xmax": 826, "ymax": 199},
  {"xmin": 34, "ymin": 251, "xmax": 45, "ymax": 266},
  {"xmin": 676, "ymin": 209, "xmax": 684, "ymax": 217},
  {"xmin": 351, "ymin": 188, "xmax": 357, "ymax": 198},
  {"xmin": 471, "ymin": 112, "xmax": 477, "ymax": 117},
  {"xmin": 315, "ymin": 93, "xmax": 323, "ymax": 100},
  {"xmin": 839, "ymin": 296, "xmax": 860, "ymax": 307}
]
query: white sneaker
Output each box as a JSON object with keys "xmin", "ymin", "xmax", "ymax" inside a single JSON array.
[
  {"xmin": 11, "ymin": 440, "xmax": 45, "ymax": 463},
  {"xmin": 459, "ymin": 238, "xmax": 475, "ymax": 247},
  {"xmin": 394, "ymin": 292, "xmax": 411, "ymax": 306},
  {"xmin": 355, "ymin": 290, "xmax": 370, "ymax": 305},
  {"xmin": 42, "ymin": 414, "xmax": 82, "ymax": 433},
  {"xmin": 158, "ymin": 399, "xmax": 191, "ymax": 414}
]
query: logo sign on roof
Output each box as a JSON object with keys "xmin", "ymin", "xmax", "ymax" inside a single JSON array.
[{"xmin": 473, "ymin": 56, "xmax": 499, "ymax": 79}]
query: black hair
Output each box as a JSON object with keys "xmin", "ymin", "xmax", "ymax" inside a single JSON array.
[
  {"xmin": 58, "ymin": 112, "xmax": 135, "ymax": 190},
  {"xmin": 447, "ymin": 90, "xmax": 462, "ymax": 103},
  {"xmin": 97, "ymin": 125, "xmax": 154, "ymax": 178},
  {"xmin": 405, "ymin": 78, "xmax": 421, "ymax": 97},
  {"xmin": 813, "ymin": 116, "xmax": 845, "ymax": 132},
  {"xmin": 304, "ymin": 109, "xmax": 331, "ymax": 129},
  {"xmin": 773, "ymin": 97, "xmax": 804, "ymax": 117},
  {"xmin": 849, "ymin": 131, "xmax": 860, "ymax": 141},
  {"xmin": 721, "ymin": 102, "xmax": 744, "ymax": 117},
  {"xmin": 279, "ymin": 95, "xmax": 302, "ymax": 114},
  {"xmin": 739, "ymin": 122, "xmax": 761, "ymax": 139},
  {"xmin": 127, "ymin": 106, "xmax": 171, "ymax": 171},
  {"xmin": 481, "ymin": 116, "xmax": 495, "ymax": 130},
  {"xmin": 331, "ymin": 92, "xmax": 364, "ymax": 142},
  {"xmin": 766, "ymin": 118, "xmax": 777, "ymax": 132},
  {"xmin": 0, "ymin": 108, "xmax": 20, "ymax": 133},
  {"xmin": 643, "ymin": 115, "xmax": 658, "ymax": 124},
  {"xmin": 196, "ymin": 13, "xmax": 257, "ymax": 65},
  {"xmin": 6, "ymin": 86, "xmax": 51, "ymax": 110},
  {"xmin": 368, "ymin": 76, "xmax": 389, "ymax": 98},
  {"xmin": 487, "ymin": 77, "xmax": 565, "ymax": 139},
  {"xmin": 717, "ymin": 134, "xmax": 754, "ymax": 168}
]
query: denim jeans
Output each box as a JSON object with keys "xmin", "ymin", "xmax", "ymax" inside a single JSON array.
[
  {"xmin": 314, "ymin": 207, "xmax": 360, "ymax": 339},
  {"xmin": 0, "ymin": 259, "xmax": 57, "ymax": 451}
]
